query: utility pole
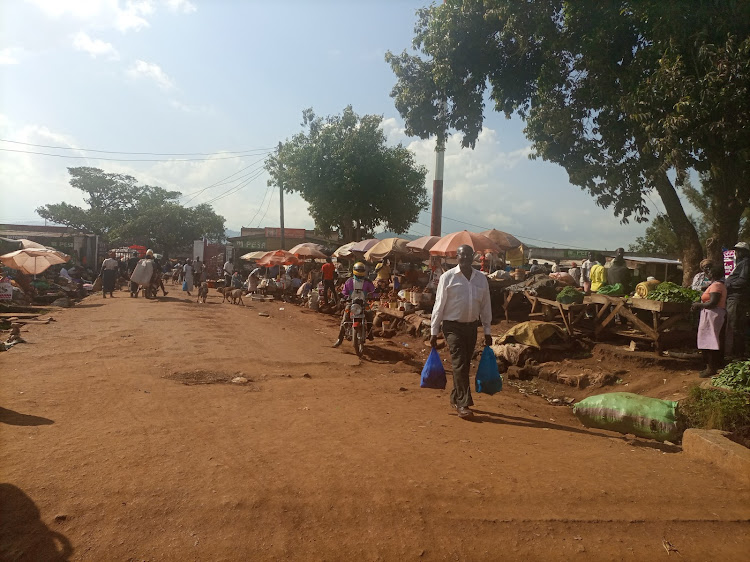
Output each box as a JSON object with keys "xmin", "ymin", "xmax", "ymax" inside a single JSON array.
[
  {"xmin": 278, "ymin": 142, "xmax": 285, "ymax": 250},
  {"xmin": 430, "ymin": 137, "xmax": 444, "ymax": 237}
]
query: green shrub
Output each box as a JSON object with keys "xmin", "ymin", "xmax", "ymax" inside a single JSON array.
[{"xmin": 679, "ymin": 386, "xmax": 750, "ymax": 432}]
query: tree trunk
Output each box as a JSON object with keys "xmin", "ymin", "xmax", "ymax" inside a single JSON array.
[{"xmin": 652, "ymin": 172, "xmax": 702, "ymax": 285}]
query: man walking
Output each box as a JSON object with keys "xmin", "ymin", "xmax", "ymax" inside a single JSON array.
[
  {"xmin": 726, "ymin": 241, "xmax": 750, "ymax": 358},
  {"xmin": 222, "ymin": 256, "xmax": 233, "ymax": 288},
  {"xmin": 430, "ymin": 244, "xmax": 493, "ymax": 419},
  {"xmin": 321, "ymin": 257, "xmax": 337, "ymax": 306}
]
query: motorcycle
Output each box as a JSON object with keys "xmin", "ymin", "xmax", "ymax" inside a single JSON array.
[{"xmin": 341, "ymin": 296, "xmax": 370, "ymax": 356}]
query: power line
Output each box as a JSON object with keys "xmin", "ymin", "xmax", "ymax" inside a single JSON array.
[
  {"xmin": 0, "ymin": 147, "xmax": 269, "ymax": 162},
  {"xmin": 256, "ymin": 189, "xmax": 276, "ymax": 227},
  {"xmin": 246, "ymin": 182, "xmax": 275, "ymax": 227},
  {"xmin": 200, "ymin": 168, "xmax": 266, "ymax": 207},
  {"xmin": 439, "ymin": 214, "xmax": 592, "ymax": 248},
  {"xmin": 180, "ymin": 156, "xmax": 269, "ymax": 204},
  {"xmin": 0, "ymin": 138, "xmax": 274, "ymax": 156}
]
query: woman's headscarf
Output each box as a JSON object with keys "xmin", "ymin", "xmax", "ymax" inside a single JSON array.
[{"xmin": 699, "ymin": 259, "xmax": 712, "ymax": 270}]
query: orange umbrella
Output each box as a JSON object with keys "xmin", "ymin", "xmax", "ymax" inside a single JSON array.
[
  {"xmin": 256, "ymin": 250, "xmax": 300, "ymax": 267},
  {"xmin": 480, "ymin": 229, "xmax": 522, "ymax": 251},
  {"xmin": 429, "ymin": 231, "xmax": 500, "ymax": 258}
]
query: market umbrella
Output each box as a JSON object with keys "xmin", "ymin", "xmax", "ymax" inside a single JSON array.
[
  {"xmin": 349, "ymin": 238, "xmax": 379, "ymax": 254},
  {"xmin": 332, "ymin": 242, "xmax": 357, "ymax": 258},
  {"xmin": 288, "ymin": 243, "xmax": 327, "ymax": 259},
  {"xmin": 240, "ymin": 251, "xmax": 268, "ymax": 261},
  {"xmin": 429, "ymin": 230, "xmax": 500, "ymax": 258},
  {"xmin": 256, "ymin": 250, "xmax": 300, "ymax": 267},
  {"xmin": 364, "ymin": 237, "xmax": 411, "ymax": 262},
  {"xmin": 15, "ymin": 238, "xmax": 48, "ymax": 249},
  {"xmin": 406, "ymin": 235, "xmax": 441, "ymax": 254},
  {"xmin": 480, "ymin": 229, "xmax": 522, "ymax": 251},
  {"xmin": 0, "ymin": 248, "xmax": 71, "ymax": 275}
]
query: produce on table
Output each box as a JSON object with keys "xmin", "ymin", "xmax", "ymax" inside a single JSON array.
[
  {"xmin": 646, "ymin": 282, "xmax": 701, "ymax": 303},
  {"xmin": 596, "ymin": 283, "xmax": 624, "ymax": 296},
  {"xmin": 556, "ymin": 285, "xmax": 584, "ymax": 304},
  {"xmin": 711, "ymin": 360, "xmax": 750, "ymax": 393}
]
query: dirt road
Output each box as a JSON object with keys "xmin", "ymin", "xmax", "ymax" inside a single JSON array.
[{"xmin": 2, "ymin": 290, "xmax": 749, "ymax": 561}]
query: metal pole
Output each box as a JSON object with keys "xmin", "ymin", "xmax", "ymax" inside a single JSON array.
[
  {"xmin": 431, "ymin": 138, "xmax": 444, "ymax": 237},
  {"xmin": 278, "ymin": 142, "xmax": 285, "ymax": 250}
]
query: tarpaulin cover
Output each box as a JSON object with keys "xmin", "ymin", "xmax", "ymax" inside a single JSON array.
[
  {"xmin": 420, "ymin": 348, "xmax": 446, "ymax": 389},
  {"xmin": 573, "ymin": 392, "xmax": 680, "ymax": 442}
]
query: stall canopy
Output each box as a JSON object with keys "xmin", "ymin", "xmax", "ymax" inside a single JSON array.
[
  {"xmin": 429, "ymin": 231, "xmax": 500, "ymax": 258},
  {"xmin": 480, "ymin": 229, "xmax": 522, "ymax": 251},
  {"xmin": 256, "ymin": 250, "xmax": 299, "ymax": 267},
  {"xmin": 0, "ymin": 248, "xmax": 71, "ymax": 275},
  {"xmin": 333, "ymin": 242, "xmax": 357, "ymax": 258},
  {"xmin": 240, "ymin": 250, "xmax": 269, "ymax": 261},
  {"xmin": 363, "ymin": 237, "xmax": 410, "ymax": 262},
  {"xmin": 406, "ymin": 235, "xmax": 441, "ymax": 254},
  {"xmin": 349, "ymin": 238, "xmax": 379, "ymax": 254},
  {"xmin": 288, "ymin": 243, "xmax": 327, "ymax": 259}
]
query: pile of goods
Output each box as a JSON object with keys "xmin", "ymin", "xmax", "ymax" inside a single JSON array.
[
  {"xmin": 596, "ymin": 283, "xmax": 625, "ymax": 296},
  {"xmin": 646, "ymin": 282, "xmax": 701, "ymax": 303},
  {"xmin": 555, "ymin": 285, "xmax": 584, "ymax": 304},
  {"xmin": 711, "ymin": 360, "xmax": 750, "ymax": 393}
]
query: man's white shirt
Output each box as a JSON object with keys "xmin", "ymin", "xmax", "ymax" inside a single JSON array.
[{"xmin": 430, "ymin": 265, "xmax": 492, "ymax": 336}]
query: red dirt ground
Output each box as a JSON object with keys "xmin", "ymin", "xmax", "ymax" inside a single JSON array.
[{"xmin": 1, "ymin": 288, "xmax": 749, "ymax": 561}]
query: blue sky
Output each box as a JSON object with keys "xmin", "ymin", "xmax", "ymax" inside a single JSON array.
[{"xmin": 1, "ymin": 0, "xmax": 667, "ymax": 249}]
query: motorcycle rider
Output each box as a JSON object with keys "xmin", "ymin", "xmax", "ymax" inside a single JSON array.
[{"xmin": 332, "ymin": 262, "xmax": 377, "ymax": 348}]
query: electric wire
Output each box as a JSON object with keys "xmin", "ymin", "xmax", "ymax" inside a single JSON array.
[
  {"xmin": 0, "ymin": 138, "xmax": 274, "ymax": 156},
  {"xmin": 0, "ymin": 147, "xmax": 270, "ymax": 162},
  {"xmin": 256, "ymin": 189, "xmax": 276, "ymax": 227},
  {"xmin": 199, "ymin": 168, "xmax": 266, "ymax": 207},
  {"xmin": 180, "ymin": 155, "xmax": 269, "ymax": 204}
]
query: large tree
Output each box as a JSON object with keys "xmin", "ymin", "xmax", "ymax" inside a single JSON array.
[
  {"xmin": 36, "ymin": 167, "xmax": 225, "ymax": 255},
  {"xmin": 386, "ymin": 0, "xmax": 750, "ymax": 283},
  {"xmin": 266, "ymin": 106, "xmax": 429, "ymax": 242}
]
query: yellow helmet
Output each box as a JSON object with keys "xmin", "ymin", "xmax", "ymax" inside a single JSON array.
[{"xmin": 352, "ymin": 262, "xmax": 366, "ymax": 277}]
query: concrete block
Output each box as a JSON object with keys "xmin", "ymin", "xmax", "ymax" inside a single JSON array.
[{"xmin": 682, "ymin": 429, "xmax": 750, "ymax": 485}]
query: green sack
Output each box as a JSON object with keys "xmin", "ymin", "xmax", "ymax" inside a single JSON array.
[
  {"xmin": 572, "ymin": 392, "xmax": 680, "ymax": 442},
  {"xmin": 596, "ymin": 283, "xmax": 624, "ymax": 296}
]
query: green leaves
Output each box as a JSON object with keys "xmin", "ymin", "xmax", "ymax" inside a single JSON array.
[
  {"xmin": 35, "ymin": 167, "xmax": 225, "ymax": 256},
  {"xmin": 712, "ymin": 361, "xmax": 750, "ymax": 393},
  {"xmin": 646, "ymin": 282, "xmax": 701, "ymax": 303},
  {"xmin": 266, "ymin": 106, "xmax": 428, "ymax": 241}
]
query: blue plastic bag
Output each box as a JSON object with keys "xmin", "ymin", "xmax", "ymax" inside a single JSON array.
[
  {"xmin": 420, "ymin": 348, "xmax": 446, "ymax": 389},
  {"xmin": 475, "ymin": 346, "xmax": 502, "ymax": 394},
  {"xmin": 182, "ymin": 281, "xmax": 187, "ymax": 291}
]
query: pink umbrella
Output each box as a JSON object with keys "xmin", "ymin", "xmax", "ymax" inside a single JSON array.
[
  {"xmin": 256, "ymin": 250, "xmax": 300, "ymax": 267},
  {"xmin": 349, "ymin": 238, "xmax": 379, "ymax": 254},
  {"xmin": 288, "ymin": 243, "xmax": 327, "ymax": 259},
  {"xmin": 406, "ymin": 235, "xmax": 441, "ymax": 254},
  {"xmin": 429, "ymin": 231, "xmax": 500, "ymax": 258}
]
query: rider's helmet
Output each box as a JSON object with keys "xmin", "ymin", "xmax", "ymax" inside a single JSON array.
[{"xmin": 352, "ymin": 262, "xmax": 366, "ymax": 278}]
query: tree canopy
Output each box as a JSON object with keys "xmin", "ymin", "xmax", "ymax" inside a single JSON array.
[
  {"xmin": 386, "ymin": 0, "xmax": 750, "ymax": 281},
  {"xmin": 36, "ymin": 167, "xmax": 225, "ymax": 256},
  {"xmin": 266, "ymin": 106, "xmax": 428, "ymax": 242}
]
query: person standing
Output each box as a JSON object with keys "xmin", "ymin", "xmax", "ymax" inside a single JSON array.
[
  {"xmin": 127, "ymin": 251, "xmax": 140, "ymax": 298},
  {"xmin": 589, "ymin": 254, "xmax": 607, "ymax": 292},
  {"xmin": 430, "ymin": 244, "xmax": 493, "ymax": 420},
  {"xmin": 223, "ymin": 257, "xmax": 233, "ymax": 288},
  {"xmin": 692, "ymin": 265, "xmax": 727, "ymax": 377},
  {"xmin": 321, "ymin": 257, "xmax": 336, "ymax": 305},
  {"xmin": 182, "ymin": 259, "xmax": 194, "ymax": 297},
  {"xmin": 691, "ymin": 259, "xmax": 714, "ymax": 291},
  {"xmin": 607, "ymin": 248, "xmax": 632, "ymax": 293},
  {"xmin": 100, "ymin": 251, "xmax": 119, "ymax": 298},
  {"xmin": 725, "ymin": 242, "xmax": 750, "ymax": 358},
  {"xmin": 580, "ymin": 252, "xmax": 594, "ymax": 291},
  {"xmin": 568, "ymin": 262, "xmax": 581, "ymax": 286}
]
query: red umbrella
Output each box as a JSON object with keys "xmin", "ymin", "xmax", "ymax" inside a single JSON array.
[
  {"xmin": 256, "ymin": 250, "xmax": 300, "ymax": 267},
  {"xmin": 429, "ymin": 231, "xmax": 500, "ymax": 258}
]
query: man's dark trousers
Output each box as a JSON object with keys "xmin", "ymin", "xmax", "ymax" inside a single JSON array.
[
  {"xmin": 443, "ymin": 320, "xmax": 478, "ymax": 408},
  {"xmin": 726, "ymin": 296, "xmax": 748, "ymax": 358}
]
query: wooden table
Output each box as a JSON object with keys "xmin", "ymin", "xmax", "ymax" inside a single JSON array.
[
  {"xmin": 587, "ymin": 294, "xmax": 693, "ymax": 355},
  {"xmin": 524, "ymin": 291, "xmax": 589, "ymax": 334}
]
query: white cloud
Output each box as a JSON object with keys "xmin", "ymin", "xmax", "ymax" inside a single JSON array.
[
  {"xmin": 25, "ymin": 0, "xmax": 155, "ymax": 33},
  {"xmin": 0, "ymin": 47, "xmax": 23, "ymax": 65},
  {"xmin": 127, "ymin": 59, "xmax": 174, "ymax": 90},
  {"xmin": 164, "ymin": 0, "xmax": 196, "ymax": 14},
  {"xmin": 71, "ymin": 31, "xmax": 119, "ymax": 59}
]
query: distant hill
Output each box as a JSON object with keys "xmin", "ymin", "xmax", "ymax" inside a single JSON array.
[{"xmin": 225, "ymin": 229, "xmax": 240, "ymax": 239}]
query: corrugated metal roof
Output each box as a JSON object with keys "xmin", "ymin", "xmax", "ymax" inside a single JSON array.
[{"xmin": 622, "ymin": 255, "xmax": 681, "ymax": 265}]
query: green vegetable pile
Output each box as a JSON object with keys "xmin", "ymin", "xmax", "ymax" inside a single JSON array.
[
  {"xmin": 556, "ymin": 285, "xmax": 584, "ymax": 303},
  {"xmin": 711, "ymin": 361, "xmax": 750, "ymax": 393},
  {"xmin": 596, "ymin": 283, "xmax": 624, "ymax": 296},
  {"xmin": 646, "ymin": 282, "xmax": 701, "ymax": 303}
]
